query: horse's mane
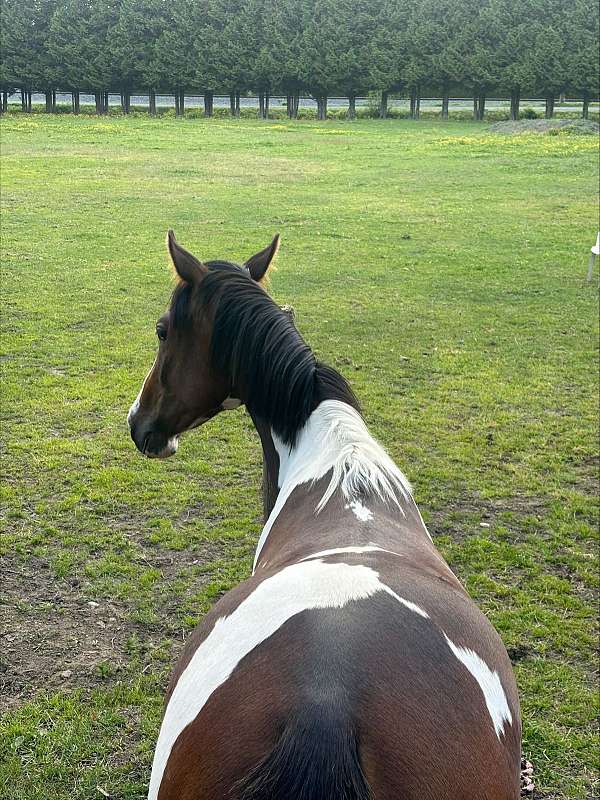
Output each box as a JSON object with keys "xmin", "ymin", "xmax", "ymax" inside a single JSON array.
[{"xmin": 170, "ymin": 262, "xmax": 359, "ymax": 446}]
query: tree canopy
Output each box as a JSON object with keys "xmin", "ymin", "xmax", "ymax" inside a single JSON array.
[{"xmin": 0, "ymin": 0, "xmax": 597, "ymax": 117}]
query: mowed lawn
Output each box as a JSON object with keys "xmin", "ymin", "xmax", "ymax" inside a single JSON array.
[{"xmin": 0, "ymin": 113, "xmax": 598, "ymax": 800}]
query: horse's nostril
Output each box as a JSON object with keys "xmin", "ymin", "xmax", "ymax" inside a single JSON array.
[{"xmin": 141, "ymin": 432, "xmax": 151, "ymax": 455}]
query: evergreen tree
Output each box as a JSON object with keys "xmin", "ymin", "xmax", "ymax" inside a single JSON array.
[
  {"xmin": 48, "ymin": 0, "xmax": 119, "ymax": 114},
  {"xmin": 241, "ymin": 0, "xmax": 281, "ymax": 117},
  {"xmin": 368, "ymin": 0, "xmax": 406, "ymax": 118},
  {"xmin": 300, "ymin": 0, "xmax": 339, "ymax": 119},
  {"xmin": 404, "ymin": 0, "xmax": 438, "ymax": 119},
  {"xmin": 496, "ymin": 0, "xmax": 536, "ymax": 121},
  {"xmin": 425, "ymin": 0, "xmax": 468, "ymax": 118},
  {"xmin": 0, "ymin": 0, "xmax": 23, "ymax": 109},
  {"xmin": 329, "ymin": 0, "xmax": 375, "ymax": 118},
  {"xmin": 1, "ymin": 0, "xmax": 55, "ymax": 112},
  {"xmin": 114, "ymin": 0, "xmax": 170, "ymax": 115},
  {"xmin": 565, "ymin": 0, "xmax": 600, "ymax": 117},
  {"xmin": 528, "ymin": 0, "xmax": 569, "ymax": 118},
  {"xmin": 269, "ymin": 0, "xmax": 305, "ymax": 117},
  {"xmin": 152, "ymin": 0, "xmax": 199, "ymax": 115},
  {"xmin": 459, "ymin": 0, "xmax": 502, "ymax": 119}
]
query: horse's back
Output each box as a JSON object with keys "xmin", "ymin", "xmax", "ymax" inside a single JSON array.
[{"xmin": 153, "ymin": 557, "xmax": 520, "ymax": 800}]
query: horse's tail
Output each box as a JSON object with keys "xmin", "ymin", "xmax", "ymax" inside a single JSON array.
[{"xmin": 237, "ymin": 703, "xmax": 372, "ymax": 800}]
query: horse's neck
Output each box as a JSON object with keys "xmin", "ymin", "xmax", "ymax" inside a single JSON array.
[
  {"xmin": 252, "ymin": 414, "xmax": 280, "ymax": 522},
  {"xmin": 251, "ymin": 400, "xmax": 420, "ymax": 572}
]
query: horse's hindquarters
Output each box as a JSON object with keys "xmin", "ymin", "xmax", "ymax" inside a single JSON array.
[{"xmin": 153, "ymin": 588, "xmax": 520, "ymax": 800}]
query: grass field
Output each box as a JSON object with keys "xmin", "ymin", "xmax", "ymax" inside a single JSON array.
[{"xmin": 0, "ymin": 114, "xmax": 598, "ymax": 800}]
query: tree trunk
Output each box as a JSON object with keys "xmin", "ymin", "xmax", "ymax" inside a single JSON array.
[
  {"xmin": 316, "ymin": 95, "xmax": 327, "ymax": 120},
  {"xmin": 45, "ymin": 91, "xmax": 53, "ymax": 113},
  {"xmin": 286, "ymin": 94, "xmax": 292, "ymax": 118},
  {"xmin": 149, "ymin": 89, "xmax": 156, "ymax": 116},
  {"xmin": 1, "ymin": 91, "xmax": 7, "ymax": 113},
  {"xmin": 473, "ymin": 95, "xmax": 479, "ymax": 120},
  {"xmin": 559, "ymin": 91, "xmax": 565, "ymax": 103},
  {"xmin": 174, "ymin": 91, "xmax": 179, "ymax": 116},
  {"xmin": 582, "ymin": 90, "xmax": 589, "ymax": 119},
  {"xmin": 348, "ymin": 93, "xmax": 356, "ymax": 119},
  {"xmin": 180, "ymin": 89, "xmax": 185, "ymax": 117},
  {"xmin": 255, "ymin": 91, "xmax": 270, "ymax": 118},
  {"xmin": 229, "ymin": 92, "xmax": 235, "ymax": 116},
  {"xmin": 380, "ymin": 90, "xmax": 388, "ymax": 118},
  {"xmin": 510, "ymin": 88, "xmax": 520, "ymax": 120},
  {"xmin": 21, "ymin": 89, "xmax": 26, "ymax": 111},
  {"xmin": 95, "ymin": 92, "xmax": 102, "ymax": 114},
  {"xmin": 441, "ymin": 86, "xmax": 449, "ymax": 119},
  {"xmin": 204, "ymin": 91, "xmax": 213, "ymax": 117},
  {"xmin": 235, "ymin": 91, "xmax": 240, "ymax": 117},
  {"xmin": 104, "ymin": 91, "xmax": 109, "ymax": 114},
  {"xmin": 293, "ymin": 94, "xmax": 299, "ymax": 118},
  {"xmin": 477, "ymin": 93, "xmax": 486, "ymax": 120},
  {"xmin": 121, "ymin": 92, "xmax": 129, "ymax": 114},
  {"xmin": 545, "ymin": 95, "xmax": 554, "ymax": 118},
  {"xmin": 52, "ymin": 89, "xmax": 57, "ymax": 112},
  {"xmin": 72, "ymin": 91, "xmax": 80, "ymax": 114},
  {"xmin": 410, "ymin": 86, "xmax": 420, "ymax": 119}
]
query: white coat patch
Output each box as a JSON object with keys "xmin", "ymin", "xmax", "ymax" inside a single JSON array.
[
  {"xmin": 444, "ymin": 634, "xmax": 513, "ymax": 740},
  {"xmin": 148, "ymin": 559, "xmax": 427, "ymax": 799},
  {"xmin": 301, "ymin": 544, "xmax": 403, "ymax": 561},
  {"xmin": 346, "ymin": 500, "xmax": 373, "ymax": 522}
]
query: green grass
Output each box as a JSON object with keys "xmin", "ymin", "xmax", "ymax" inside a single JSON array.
[{"xmin": 0, "ymin": 114, "xmax": 598, "ymax": 799}]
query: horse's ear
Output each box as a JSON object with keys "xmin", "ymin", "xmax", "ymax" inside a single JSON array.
[
  {"xmin": 244, "ymin": 234, "xmax": 280, "ymax": 284},
  {"xmin": 166, "ymin": 229, "xmax": 207, "ymax": 284}
]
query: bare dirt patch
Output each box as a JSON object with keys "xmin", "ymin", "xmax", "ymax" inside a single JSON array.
[
  {"xmin": 426, "ymin": 493, "xmax": 548, "ymax": 542},
  {"xmin": 0, "ymin": 546, "xmax": 224, "ymax": 712},
  {"xmin": 426, "ymin": 491, "xmax": 597, "ymax": 609}
]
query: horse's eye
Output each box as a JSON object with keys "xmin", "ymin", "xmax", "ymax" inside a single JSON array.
[{"xmin": 157, "ymin": 326, "xmax": 167, "ymax": 342}]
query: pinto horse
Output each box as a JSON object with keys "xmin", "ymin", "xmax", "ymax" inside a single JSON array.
[{"xmin": 128, "ymin": 232, "xmax": 521, "ymax": 800}]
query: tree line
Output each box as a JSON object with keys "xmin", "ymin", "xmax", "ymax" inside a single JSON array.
[{"xmin": 1, "ymin": 0, "xmax": 598, "ymax": 120}]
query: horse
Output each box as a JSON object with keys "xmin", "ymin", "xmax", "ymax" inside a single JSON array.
[{"xmin": 128, "ymin": 231, "xmax": 521, "ymax": 800}]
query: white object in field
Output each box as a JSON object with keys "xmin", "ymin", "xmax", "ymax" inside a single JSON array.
[{"xmin": 587, "ymin": 232, "xmax": 600, "ymax": 282}]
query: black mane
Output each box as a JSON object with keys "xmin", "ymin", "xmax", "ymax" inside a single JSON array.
[{"xmin": 171, "ymin": 262, "xmax": 359, "ymax": 446}]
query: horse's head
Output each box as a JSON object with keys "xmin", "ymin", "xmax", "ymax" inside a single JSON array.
[{"xmin": 128, "ymin": 230, "xmax": 279, "ymax": 458}]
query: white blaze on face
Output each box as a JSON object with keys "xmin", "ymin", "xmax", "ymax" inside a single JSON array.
[
  {"xmin": 444, "ymin": 634, "xmax": 513, "ymax": 740},
  {"xmin": 147, "ymin": 558, "xmax": 429, "ymax": 800},
  {"xmin": 127, "ymin": 358, "xmax": 156, "ymax": 427}
]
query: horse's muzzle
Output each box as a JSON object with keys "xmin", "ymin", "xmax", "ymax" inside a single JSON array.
[{"xmin": 129, "ymin": 416, "xmax": 178, "ymax": 459}]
